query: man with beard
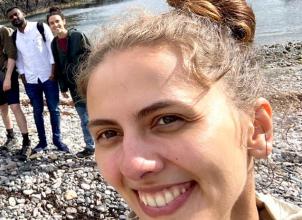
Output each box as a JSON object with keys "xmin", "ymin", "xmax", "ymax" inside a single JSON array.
[
  {"xmin": 6, "ymin": 7, "xmax": 69, "ymax": 154},
  {"xmin": 0, "ymin": 25, "xmax": 31, "ymax": 161}
]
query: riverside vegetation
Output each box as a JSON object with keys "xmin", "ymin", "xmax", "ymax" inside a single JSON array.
[
  {"xmin": 0, "ymin": 0, "xmax": 114, "ymax": 20},
  {"xmin": 0, "ymin": 41, "xmax": 301, "ymax": 219}
]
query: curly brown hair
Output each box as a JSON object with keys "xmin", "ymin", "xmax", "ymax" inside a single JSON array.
[{"xmin": 77, "ymin": 0, "xmax": 260, "ymax": 114}]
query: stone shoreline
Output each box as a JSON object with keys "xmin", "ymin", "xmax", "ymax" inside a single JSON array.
[
  {"xmin": 0, "ymin": 0, "xmax": 97, "ymax": 22},
  {"xmin": 0, "ymin": 41, "xmax": 301, "ymax": 219},
  {"xmin": 255, "ymin": 41, "xmax": 302, "ymax": 208}
]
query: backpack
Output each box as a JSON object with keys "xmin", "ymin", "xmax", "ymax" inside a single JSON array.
[{"xmin": 12, "ymin": 21, "xmax": 46, "ymax": 46}]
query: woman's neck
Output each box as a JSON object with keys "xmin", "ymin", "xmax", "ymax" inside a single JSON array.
[{"xmin": 230, "ymin": 158, "xmax": 259, "ymax": 220}]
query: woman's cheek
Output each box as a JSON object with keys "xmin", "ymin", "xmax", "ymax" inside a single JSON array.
[{"xmin": 95, "ymin": 149, "xmax": 120, "ymax": 185}]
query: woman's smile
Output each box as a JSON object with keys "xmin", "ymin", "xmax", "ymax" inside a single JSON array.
[{"xmin": 135, "ymin": 181, "xmax": 196, "ymax": 216}]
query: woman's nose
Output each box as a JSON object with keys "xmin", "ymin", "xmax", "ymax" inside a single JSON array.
[{"xmin": 119, "ymin": 136, "xmax": 164, "ymax": 181}]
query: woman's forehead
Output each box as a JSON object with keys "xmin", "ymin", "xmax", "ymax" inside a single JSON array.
[
  {"xmin": 86, "ymin": 45, "xmax": 226, "ymax": 113},
  {"xmin": 90, "ymin": 44, "xmax": 205, "ymax": 90}
]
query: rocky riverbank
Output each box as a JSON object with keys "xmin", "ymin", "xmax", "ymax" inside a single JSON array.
[
  {"xmin": 0, "ymin": 41, "xmax": 301, "ymax": 219},
  {"xmin": 0, "ymin": 0, "xmax": 118, "ymax": 22},
  {"xmin": 255, "ymin": 41, "xmax": 302, "ymax": 208}
]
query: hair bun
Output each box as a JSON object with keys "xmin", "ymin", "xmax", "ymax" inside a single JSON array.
[
  {"xmin": 167, "ymin": 0, "xmax": 184, "ymax": 8},
  {"xmin": 167, "ymin": 0, "xmax": 255, "ymax": 43}
]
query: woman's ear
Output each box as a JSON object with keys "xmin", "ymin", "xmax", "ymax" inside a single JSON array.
[{"xmin": 247, "ymin": 98, "xmax": 273, "ymax": 159}]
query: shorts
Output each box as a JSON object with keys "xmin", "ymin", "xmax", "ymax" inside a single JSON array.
[{"xmin": 0, "ymin": 70, "xmax": 20, "ymax": 106}]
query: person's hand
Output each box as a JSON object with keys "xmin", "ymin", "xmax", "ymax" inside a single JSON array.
[
  {"xmin": 20, "ymin": 74, "xmax": 27, "ymax": 85},
  {"xmin": 62, "ymin": 92, "xmax": 69, "ymax": 98},
  {"xmin": 3, "ymin": 78, "xmax": 11, "ymax": 91},
  {"xmin": 49, "ymin": 73, "xmax": 55, "ymax": 81}
]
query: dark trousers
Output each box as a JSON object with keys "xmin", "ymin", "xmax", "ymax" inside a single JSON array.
[{"xmin": 25, "ymin": 79, "xmax": 62, "ymax": 146}]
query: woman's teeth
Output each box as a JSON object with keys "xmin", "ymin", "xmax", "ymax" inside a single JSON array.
[{"xmin": 138, "ymin": 185, "xmax": 188, "ymax": 208}]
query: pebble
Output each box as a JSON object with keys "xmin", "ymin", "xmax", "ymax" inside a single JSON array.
[
  {"xmin": 52, "ymin": 178, "xmax": 62, "ymax": 189},
  {"xmin": 17, "ymin": 199, "xmax": 25, "ymax": 204},
  {"xmin": 8, "ymin": 197, "xmax": 16, "ymax": 207},
  {"xmin": 23, "ymin": 189, "xmax": 34, "ymax": 195},
  {"xmin": 80, "ymin": 183, "xmax": 91, "ymax": 190},
  {"xmin": 66, "ymin": 215, "xmax": 75, "ymax": 219},
  {"xmin": 64, "ymin": 190, "xmax": 78, "ymax": 200},
  {"xmin": 66, "ymin": 207, "xmax": 77, "ymax": 214},
  {"xmin": 49, "ymin": 154, "xmax": 58, "ymax": 160},
  {"xmin": 105, "ymin": 190, "xmax": 111, "ymax": 195}
]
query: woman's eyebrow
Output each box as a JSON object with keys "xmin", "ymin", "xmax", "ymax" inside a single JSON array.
[
  {"xmin": 88, "ymin": 119, "xmax": 117, "ymax": 129},
  {"xmin": 137, "ymin": 100, "xmax": 193, "ymax": 119}
]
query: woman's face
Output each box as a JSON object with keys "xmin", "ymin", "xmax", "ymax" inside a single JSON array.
[
  {"xmin": 87, "ymin": 45, "xmax": 250, "ymax": 219},
  {"xmin": 48, "ymin": 14, "xmax": 66, "ymax": 35}
]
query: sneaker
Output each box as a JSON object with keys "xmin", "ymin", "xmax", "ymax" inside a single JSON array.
[
  {"xmin": 76, "ymin": 148, "xmax": 95, "ymax": 158},
  {"xmin": 16, "ymin": 140, "xmax": 31, "ymax": 161},
  {"xmin": 1, "ymin": 136, "xmax": 17, "ymax": 148},
  {"xmin": 31, "ymin": 142, "xmax": 47, "ymax": 155},
  {"xmin": 55, "ymin": 142, "xmax": 70, "ymax": 153}
]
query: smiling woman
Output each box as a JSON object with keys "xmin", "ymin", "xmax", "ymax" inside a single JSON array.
[{"xmin": 77, "ymin": 0, "xmax": 302, "ymax": 219}]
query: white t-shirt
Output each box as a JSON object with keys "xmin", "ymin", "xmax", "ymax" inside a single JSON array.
[{"xmin": 16, "ymin": 21, "xmax": 54, "ymax": 83}]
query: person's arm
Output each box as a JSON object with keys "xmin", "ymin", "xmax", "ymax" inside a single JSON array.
[
  {"xmin": 2, "ymin": 27, "xmax": 17, "ymax": 91},
  {"xmin": 16, "ymin": 49, "xmax": 26, "ymax": 85},
  {"xmin": 51, "ymin": 38, "xmax": 68, "ymax": 93},
  {"xmin": 75, "ymin": 32, "xmax": 91, "ymax": 67},
  {"xmin": 49, "ymin": 63, "xmax": 55, "ymax": 80},
  {"xmin": 3, "ymin": 58, "xmax": 15, "ymax": 91},
  {"xmin": 43, "ymin": 23, "xmax": 55, "ymax": 78},
  {"xmin": 82, "ymin": 32, "xmax": 91, "ymax": 48}
]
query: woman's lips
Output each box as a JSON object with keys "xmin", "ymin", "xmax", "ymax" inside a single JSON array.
[{"xmin": 136, "ymin": 181, "xmax": 196, "ymax": 217}]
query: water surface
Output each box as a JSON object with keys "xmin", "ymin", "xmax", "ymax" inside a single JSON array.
[{"xmin": 12, "ymin": 0, "xmax": 302, "ymax": 44}]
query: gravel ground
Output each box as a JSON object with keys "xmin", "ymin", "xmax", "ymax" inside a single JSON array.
[
  {"xmin": 0, "ymin": 41, "xmax": 301, "ymax": 219},
  {"xmin": 255, "ymin": 41, "xmax": 302, "ymax": 207}
]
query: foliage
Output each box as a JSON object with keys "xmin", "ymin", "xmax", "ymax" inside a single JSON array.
[{"xmin": 0, "ymin": 0, "xmax": 88, "ymax": 19}]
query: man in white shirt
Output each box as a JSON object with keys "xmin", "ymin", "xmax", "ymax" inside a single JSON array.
[{"xmin": 6, "ymin": 6, "xmax": 69, "ymax": 154}]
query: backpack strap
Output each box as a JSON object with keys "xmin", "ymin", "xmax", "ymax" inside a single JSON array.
[
  {"xmin": 12, "ymin": 30, "xmax": 17, "ymax": 46},
  {"xmin": 37, "ymin": 22, "xmax": 46, "ymax": 42}
]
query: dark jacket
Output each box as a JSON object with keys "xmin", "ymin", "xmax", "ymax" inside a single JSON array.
[
  {"xmin": 51, "ymin": 30, "xmax": 90, "ymax": 106},
  {"xmin": 0, "ymin": 27, "xmax": 18, "ymax": 81},
  {"xmin": 0, "ymin": 26, "xmax": 17, "ymax": 67}
]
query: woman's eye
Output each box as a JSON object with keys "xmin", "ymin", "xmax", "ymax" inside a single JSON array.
[
  {"xmin": 94, "ymin": 129, "xmax": 123, "ymax": 147},
  {"xmin": 99, "ymin": 130, "xmax": 118, "ymax": 140},
  {"xmin": 152, "ymin": 115, "xmax": 186, "ymax": 132},
  {"xmin": 157, "ymin": 115, "xmax": 183, "ymax": 125}
]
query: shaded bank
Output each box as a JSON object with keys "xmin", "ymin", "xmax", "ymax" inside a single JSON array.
[{"xmin": 0, "ymin": 0, "xmax": 123, "ymax": 21}]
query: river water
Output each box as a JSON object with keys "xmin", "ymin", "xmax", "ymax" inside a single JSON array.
[{"xmin": 10, "ymin": 0, "xmax": 302, "ymax": 45}]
